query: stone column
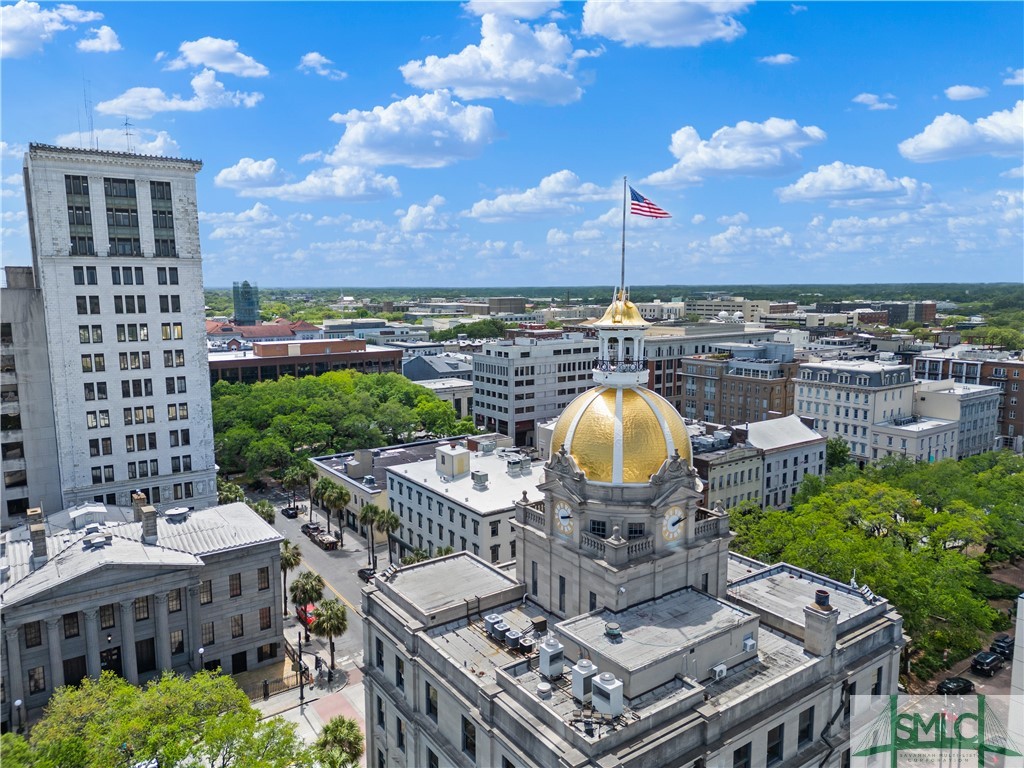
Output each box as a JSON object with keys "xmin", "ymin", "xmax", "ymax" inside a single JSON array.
[
  {"xmin": 119, "ymin": 600, "xmax": 139, "ymax": 684},
  {"xmin": 3, "ymin": 627, "xmax": 25, "ymax": 706},
  {"xmin": 83, "ymin": 608, "xmax": 101, "ymax": 679},
  {"xmin": 186, "ymin": 585, "xmax": 202, "ymax": 670},
  {"xmin": 45, "ymin": 618, "xmax": 65, "ymax": 690},
  {"xmin": 154, "ymin": 593, "xmax": 171, "ymax": 671}
]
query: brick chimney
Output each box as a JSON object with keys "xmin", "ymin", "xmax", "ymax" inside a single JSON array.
[
  {"xmin": 803, "ymin": 589, "xmax": 839, "ymax": 656},
  {"xmin": 131, "ymin": 491, "xmax": 148, "ymax": 522},
  {"xmin": 141, "ymin": 505, "xmax": 158, "ymax": 544}
]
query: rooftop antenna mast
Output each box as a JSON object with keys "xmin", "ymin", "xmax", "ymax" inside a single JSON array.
[
  {"xmin": 122, "ymin": 115, "xmax": 134, "ymax": 153},
  {"xmin": 84, "ymin": 79, "xmax": 96, "ymax": 149}
]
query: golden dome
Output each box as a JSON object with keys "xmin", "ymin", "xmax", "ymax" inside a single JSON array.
[
  {"xmin": 594, "ymin": 291, "xmax": 649, "ymax": 328},
  {"xmin": 550, "ymin": 386, "xmax": 692, "ymax": 484}
]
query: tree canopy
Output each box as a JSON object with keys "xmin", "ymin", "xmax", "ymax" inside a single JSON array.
[{"xmin": 428, "ymin": 318, "xmax": 509, "ymax": 341}]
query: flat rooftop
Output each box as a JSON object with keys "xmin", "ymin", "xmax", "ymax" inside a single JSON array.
[
  {"xmin": 314, "ymin": 439, "xmax": 453, "ymax": 489},
  {"xmin": 208, "ymin": 343, "xmax": 394, "ymax": 361},
  {"xmin": 387, "ymin": 554, "xmax": 521, "ymax": 616}
]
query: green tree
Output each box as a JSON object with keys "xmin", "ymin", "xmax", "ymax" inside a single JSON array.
[
  {"xmin": 280, "ymin": 539, "xmax": 303, "ymax": 616},
  {"xmin": 313, "ymin": 716, "xmax": 364, "ymax": 768},
  {"xmin": 249, "ymin": 499, "xmax": 275, "ymax": 524},
  {"xmin": 322, "ymin": 482, "xmax": 351, "ymax": 540},
  {"xmin": 282, "ymin": 465, "xmax": 307, "ymax": 509},
  {"xmin": 217, "ymin": 476, "xmax": 246, "ymax": 505},
  {"xmin": 359, "ymin": 503, "xmax": 383, "ymax": 567},
  {"xmin": 375, "ymin": 509, "xmax": 402, "ymax": 565},
  {"xmin": 375, "ymin": 400, "xmax": 418, "ymax": 443},
  {"xmin": 401, "ymin": 548, "xmax": 429, "ymax": 565},
  {"xmin": 313, "ymin": 476, "xmax": 339, "ymax": 525},
  {"xmin": 415, "ymin": 397, "xmax": 459, "ymax": 436},
  {"xmin": 26, "ymin": 670, "xmax": 309, "ymax": 768},
  {"xmin": 825, "ymin": 436, "xmax": 852, "ymax": 470},
  {"xmin": 289, "ymin": 570, "xmax": 325, "ymax": 640},
  {"xmin": 0, "ymin": 733, "xmax": 33, "ymax": 767},
  {"xmin": 310, "ymin": 599, "xmax": 348, "ymax": 670},
  {"xmin": 243, "ymin": 436, "xmax": 292, "ymax": 481}
]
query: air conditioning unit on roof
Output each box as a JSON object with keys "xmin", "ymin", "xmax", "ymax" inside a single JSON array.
[{"xmin": 712, "ymin": 663, "xmax": 727, "ymax": 681}]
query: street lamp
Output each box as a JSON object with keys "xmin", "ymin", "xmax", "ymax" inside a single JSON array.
[
  {"xmin": 297, "ymin": 632, "xmax": 305, "ymax": 708},
  {"xmin": 198, "ymin": 646, "xmax": 205, "ymax": 671},
  {"xmin": 13, "ymin": 699, "xmax": 23, "ymax": 734}
]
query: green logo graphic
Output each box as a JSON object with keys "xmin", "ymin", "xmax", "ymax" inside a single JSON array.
[{"xmin": 852, "ymin": 695, "xmax": 1022, "ymax": 768}]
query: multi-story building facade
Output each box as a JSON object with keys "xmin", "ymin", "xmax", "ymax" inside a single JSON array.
[
  {"xmin": 1, "ymin": 268, "xmax": 62, "ymax": 527},
  {"xmin": 795, "ymin": 360, "xmax": 915, "ymax": 465},
  {"xmin": 417, "ymin": 378, "xmax": 474, "ymax": 419},
  {"xmin": 870, "ymin": 415, "xmax": 958, "ymax": 463},
  {"xmin": 914, "ymin": 380, "xmax": 1000, "ymax": 458},
  {"xmin": 207, "ymin": 339, "xmax": 401, "ymax": 384},
  {"xmin": 363, "ymin": 289, "xmax": 903, "ymax": 768},
  {"xmin": 385, "ymin": 443, "xmax": 543, "ymax": 563},
  {"xmin": 21, "ymin": 144, "xmax": 217, "ymax": 512},
  {"xmin": 231, "ymin": 281, "xmax": 259, "ymax": 326},
  {"xmin": 685, "ymin": 296, "xmax": 774, "ymax": 322},
  {"xmin": 1, "ymin": 500, "xmax": 283, "ymax": 724},
  {"xmin": 690, "ymin": 434, "xmax": 763, "ymax": 510},
  {"xmin": 746, "ymin": 415, "xmax": 827, "ymax": 509}
]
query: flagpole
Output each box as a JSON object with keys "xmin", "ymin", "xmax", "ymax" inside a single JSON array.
[{"xmin": 620, "ymin": 176, "xmax": 627, "ymax": 297}]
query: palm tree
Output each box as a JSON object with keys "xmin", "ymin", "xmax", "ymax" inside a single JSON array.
[
  {"xmin": 313, "ymin": 477, "xmax": 337, "ymax": 523},
  {"xmin": 401, "ymin": 548, "xmax": 429, "ymax": 565},
  {"xmin": 376, "ymin": 509, "xmax": 402, "ymax": 565},
  {"xmin": 289, "ymin": 570, "xmax": 325, "ymax": 641},
  {"xmin": 359, "ymin": 503, "xmax": 383, "ymax": 567},
  {"xmin": 322, "ymin": 483, "xmax": 350, "ymax": 541},
  {"xmin": 435, "ymin": 545, "xmax": 455, "ymax": 557},
  {"xmin": 249, "ymin": 499, "xmax": 275, "ymax": 524},
  {"xmin": 310, "ymin": 599, "xmax": 348, "ymax": 670},
  {"xmin": 300, "ymin": 460, "xmax": 319, "ymax": 511},
  {"xmin": 314, "ymin": 716, "xmax": 364, "ymax": 768},
  {"xmin": 282, "ymin": 465, "xmax": 306, "ymax": 509},
  {"xmin": 280, "ymin": 540, "xmax": 302, "ymax": 617}
]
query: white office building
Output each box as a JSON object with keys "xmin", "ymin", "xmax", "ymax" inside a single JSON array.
[
  {"xmin": 914, "ymin": 380, "xmax": 1000, "ymax": 458},
  {"xmin": 745, "ymin": 415, "xmax": 826, "ymax": 509}
]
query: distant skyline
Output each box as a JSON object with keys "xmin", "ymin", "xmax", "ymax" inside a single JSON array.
[{"xmin": 2, "ymin": 1, "xmax": 1022, "ymax": 288}]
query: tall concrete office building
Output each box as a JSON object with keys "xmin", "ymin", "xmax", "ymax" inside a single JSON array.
[
  {"xmin": 14, "ymin": 144, "xmax": 217, "ymax": 517},
  {"xmin": 232, "ymin": 280, "xmax": 260, "ymax": 326}
]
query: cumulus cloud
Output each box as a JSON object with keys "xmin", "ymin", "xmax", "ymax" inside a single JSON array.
[
  {"xmin": 398, "ymin": 195, "xmax": 453, "ymax": 233},
  {"xmin": 1, "ymin": 0, "xmax": 101, "ymax": 58},
  {"xmin": 95, "ymin": 69, "xmax": 263, "ymax": 118},
  {"xmin": 898, "ymin": 101, "xmax": 1023, "ymax": 162},
  {"xmin": 0, "ymin": 140, "xmax": 27, "ymax": 158},
  {"xmin": 790, "ymin": 4, "xmax": 807, "ymax": 13},
  {"xmin": 759, "ymin": 53, "xmax": 797, "ymax": 65},
  {"xmin": 466, "ymin": 169, "xmax": 613, "ymax": 221},
  {"xmin": 582, "ymin": 0, "xmax": 751, "ymax": 48},
  {"xmin": 777, "ymin": 161, "xmax": 927, "ymax": 206},
  {"xmin": 690, "ymin": 214, "xmax": 706, "ymax": 225},
  {"xmin": 326, "ymin": 90, "xmax": 497, "ymax": 169},
  {"xmin": 546, "ymin": 228, "xmax": 570, "ymax": 245},
  {"xmin": 944, "ymin": 85, "xmax": 988, "ymax": 101},
  {"xmin": 54, "ymin": 128, "xmax": 180, "ymax": 156},
  {"xmin": 400, "ymin": 14, "xmax": 588, "ymax": 104},
  {"xmin": 717, "ymin": 212, "xmax": 749, "ymax": 225},
  {"xmin": 644, "ymin": 117, "xmax": 826, "ymax": 186},
  {"xmin": 164, "ymin": 37, "xmax": 268, "ymax": 76},
  {"xmin": 76, "ymin": 25, "xmax": 120, "ymax": 53},
  {"xmin": 214, "ymin": 157, "xmax": 285, "ymax": 188},
  {"xmin": 706, "ymin": 225, "xmax": 793, "ymax": 255},
  {"xmin": 1001, "ymin": 165, "xmax": 1024, "ymax": 179},
  {"xmin": 464, "ymin": 0, "xmax": 561, "ymax": 18},
  {"xmin": 298, "ymin": 52, "xmax": 347, "ymax": 81},
  {"xmin": 216, "ymin": 160, "xmax": 399, "ymax": 202},
  {"xmin": 852, "ymin": 92, "xmax": 897, "ymax": 111},
  {"xmin": 1004, "ymin": 68, "xmax": 1024, "ymax": 86}
]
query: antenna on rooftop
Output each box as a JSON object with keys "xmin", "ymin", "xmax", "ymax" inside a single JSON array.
[
  {"xmin": 122, "ymin": 115, "xmax": 134, "ymax": 153},
  {"xmin": 84, "ymin": 79, "xmax": 96, "ymax": 150}
]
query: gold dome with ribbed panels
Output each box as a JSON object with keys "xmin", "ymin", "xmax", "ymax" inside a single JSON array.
[
  {"xmin": 594, "ymin": 290, "xmax": 649, "ymax": 328},
  {"xmin": 549, "ymin": 385, "xmax": 692, "ymax": 484}
]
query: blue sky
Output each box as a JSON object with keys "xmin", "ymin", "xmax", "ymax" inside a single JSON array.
[{"xmin": 1, "ymin": 1, "xmax": 1022, "ymax": 288}]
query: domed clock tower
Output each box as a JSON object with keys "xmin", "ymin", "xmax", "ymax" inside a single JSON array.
[{"xmin": 515, "ymin": 289, "xmax": 732, "ymax": 617}]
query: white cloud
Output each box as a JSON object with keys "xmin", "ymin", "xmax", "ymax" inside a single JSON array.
[
  {"xmin": 944, "ymin": 85, "xmax": 988, "ymax": 101},
  {"xmin": 218, "ymin": 164, "xmax": 400, "ymax": 202},
  {"xmin": 717, "ymin": 212, "xmax": 749, "ymax": 225},
  {"xmin": 690, "ymin": 214, "xmax": 706, "ymax": 225},
  {"xmin": 777, "ymin": 161, "xmax": 927, "ymax": 206},
  {"xmin": 298, "ymin": 52, "xmax": 347, "ymax": 81},
  {"xmin": 326, "ymin": 90, "xmax": 497, "ymax": 169},
  {"xmin": 400, "ymin": 14, "xmax": 587, "ymax": 104},
  {"xmin": 644, "ymin": 117, "xmax": 826, "ymax": 186},
  {"xmin": 76, "ymin": 25, "xmax": 120, "ymax": 53},
  {"xmin": 0, "ymin": 0, "xmax": 101, "ymax": 58},
  {"xmin": 398, "ymin": 195, "xmax": 453, "ymax": 233},
  {"xmin": 898, "ymin": 101, "xmax": 1023, "ymax": 162},
  {"xmin": 706, "ymin": 225, "xmax": 793, "ymax": 255},
  {"xmin": 95, "ymin": 69, "xmax": 263, "ymax": 118},
  {"xmin": 582, "ymin": 0, "xmax": 751, "ymax": 48},
  {"xmin": 790, "ymin": 4, "xmax": 807, "ymax": 13},
  {"xmin": 852, "ymin": 92, "xmax": 896, "ymax": 111},
  {"xmin": 214, "ymin": 157, "xmax": 285, "ymax": 188},
  {"xmin": 546, "ymin": 228, "xmax": 569, "ymax": 245},
  {"xmin": 200, "ymin": 202, "xmax": 278, "ymax": 226},
  {"xmin": 199, "ymin": 203, "xmax": 298, "ymax": 243},
  {"xmin": 466, "ymin": 169, "xmax": 612, "ymax": 221},
  {"xmin": 1001, "ymin": 165, "xmax": 1024, "ymax": 179},
  {"xmin": 54, "ymin": 128, "xmax": 181, "ymax": 156},
  {"xmin": 0, "ymin": 141, "xmax": 26, "ymax": 158},
  {"xmin": 1004, "ymin": 68, "xmax": 1024, "ymax": 86},
  {"xmin": 759, "ymin": 53, "xmax": 797, "ymax": 65},
  {"xmin": 464, "ymin": 0, "xmax": 561, "ymax": 19},
  {"xmin": 165, "ymin": 37, "xmax": 268, "ymax": 77}
]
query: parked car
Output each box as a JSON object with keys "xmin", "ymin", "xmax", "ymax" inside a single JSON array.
[
  {"xmin": 357, "ymin": 567, "xmax": 375, "ymax": 583},
  {"xmin": 971, "ymin": 651, "xmax": 1004, "ymax": 677},
  {"xmin": 300, "ymin": 522, "xmax": 323, "ymax": 538},
  {"xmin": 296, "ymin": 602, "xmax": 316, "ymax": 627},
  {"xmin": 989, "ymin": 634, "xmax": 1014, "ymax": 660},
  {"xmin": 281, "ymin": 506, "xmax": 299, "ymax": 519},
  {"xmin": 936, "ymin": 677, "xmax": 975, "ymax": 695}
]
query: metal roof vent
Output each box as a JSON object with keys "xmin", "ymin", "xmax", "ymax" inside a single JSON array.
[{"xmin": 604, "ymin": 622, "xmax": 622, "ymax": 640}]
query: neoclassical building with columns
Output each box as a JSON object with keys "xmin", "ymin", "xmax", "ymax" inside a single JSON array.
[{"xmin": 1, "ymin": 500, "xmax": 283, "ymax": 728}]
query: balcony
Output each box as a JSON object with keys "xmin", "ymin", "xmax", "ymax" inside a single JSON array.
[{"xmin": 592, "ymin": 358, "xmax": 649, "ymax": 374}]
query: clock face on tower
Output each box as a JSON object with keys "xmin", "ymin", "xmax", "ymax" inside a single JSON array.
[
  {"xmin": 662, "ymin": 505, "xmax": 684, "ymax": 542},
  {"xmin": 554, "ymin": 501, "xmax": 574, "ymax": 535}
]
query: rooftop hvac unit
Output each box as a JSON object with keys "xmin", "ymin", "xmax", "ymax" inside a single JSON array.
[
  {"xmin": 743, "ymin": 637, "xmax": 757, "ymax": 653},
  {"xmin": 480, "ymin": 440, "xmax": 496, "ymax": 454},
  {"xmin": 518, "ymin": 636, "xmax": 535, "ymax": 654},
  {"xmin": 539, "ymin": 636, "xmax": 565, "ymax": 679},
  {"xmin": 484, "ymin": 614, "xmax": 502, "ymax": 636},
  {"xmin": 571, "ymin": 659, "xmax": 598, "ymax": 703},
  {"xmin": 505, "ymin": 630, "xmax": 521, "ymax": 649},
  {"xmin": 712, "ymin": 664, "xmax": 728, "ymax": 681},
  {"xmin": 519, "ymin": 457, "xmax": 532, "ymax": 475},
  {"xmin": 592, "ymin": 672, "xmax": 624, "ymax": 717},
  {"xmin": 506, "ymin": 459, "xmax": 521, "ymax": 477},
  {"xmin": 471, "ymin": 470, "xmax": 489, "ymax": 490},
  {"xmin": 493, "ymin": 622, "xmax": 510, "ymax": 642}
]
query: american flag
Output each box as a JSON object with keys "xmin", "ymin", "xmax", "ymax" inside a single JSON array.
[{"xmin": 629, "ymin": 186, "xmax": 671, "ymax": 218}]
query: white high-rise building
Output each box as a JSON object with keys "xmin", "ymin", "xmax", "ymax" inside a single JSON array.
[{"xmin": 18, "ymin": 144, "xmax": 216, "ymax": 513}]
